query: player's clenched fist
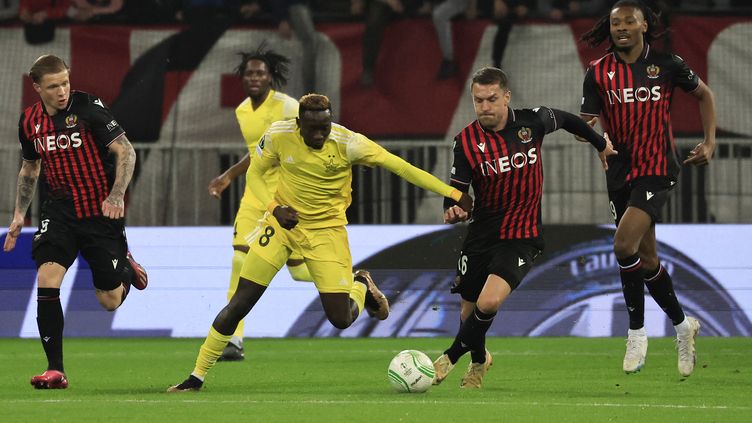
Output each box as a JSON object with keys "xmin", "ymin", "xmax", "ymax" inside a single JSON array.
[
  {"xmin": 444, "ymin": 205, "xmax": 468, "ymax": 224},
  {"xmin": 273, "ymin": 205, "xmax": 299, "ymax": 230}
]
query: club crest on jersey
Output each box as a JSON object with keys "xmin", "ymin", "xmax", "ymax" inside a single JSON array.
[
  {"xmin": 324, "ymin": 154, "xmax": 338, "ymax": 173},
  {"xmin": 517, "ymin": 127, "xmax": 533, "ymax": 144},
  {"xmin": 646, "ymin": 64, "xmax": 660, "ymax": 79},
  {"xmin": 65, "ymin": 114, "xmax": 78, "ymax": 128}
]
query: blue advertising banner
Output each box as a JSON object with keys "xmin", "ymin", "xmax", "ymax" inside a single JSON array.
[{"xmin": 1, "ymin": 225, "xmax": 750, "ymax": 338}]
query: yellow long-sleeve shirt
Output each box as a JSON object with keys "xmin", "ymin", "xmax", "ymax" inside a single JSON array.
[{"xmin": 248, "ymin": 120, "xmax": 462, "ymax": 229}]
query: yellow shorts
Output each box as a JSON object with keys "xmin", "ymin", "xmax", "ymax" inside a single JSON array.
[
  {"xmin": 232, "ymin": 197, "xmax": 303, "ymax": 261},
  {"xmin": 232, "ymin": 198, "xmax": 266, "ymax": 246},
  {"xmin": 239, "ymin": 213, "xmax": 353, "ymax": 294}
]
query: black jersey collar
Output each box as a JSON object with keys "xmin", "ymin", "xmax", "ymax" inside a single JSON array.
[{"xmin": 65, "ymin": 92, "xmax": 75, "ymax": 112}]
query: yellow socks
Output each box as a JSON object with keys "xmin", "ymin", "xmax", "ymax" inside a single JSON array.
[
  {"xmin": 193, "ymin": 326, "xmax": 231, "ymax": 378},
  {"xmin": 349, "ymin": 277, "xmax": 367, "ymax": 316}
]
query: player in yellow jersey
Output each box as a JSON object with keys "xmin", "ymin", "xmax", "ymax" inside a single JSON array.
[
  {"xmin": 206, "ymin": 45, "xmax": 311, "ymax": 361},
  {"xmin": 167, "ymin": 94, "xmax": 473, "ymax": 392}
]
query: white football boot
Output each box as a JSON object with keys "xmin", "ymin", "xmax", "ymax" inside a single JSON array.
[
  {"xmin": 676, "ymin": 316, "xmax": 701, "ymax": 377},
  {"xmin": 623, "ymin": 328, "xmax": 648, "ymax": 374}
]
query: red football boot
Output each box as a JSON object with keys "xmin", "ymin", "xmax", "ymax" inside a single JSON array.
[
  {"xmin": 30, "ymin": 370, "xmax": 68, "ymax": 389},
  {"xmin": 127, "ymin": 251, "xmax": 148, "ymax": 290}
]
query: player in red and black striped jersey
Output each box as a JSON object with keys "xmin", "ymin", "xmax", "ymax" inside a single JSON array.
[
  {"xmin": 431, "ymin": 67, "xmax": 616, "ymax": 388},
  {"xmin": 18, "ymin": 89, "xmax": 123, "ymax": 219},
  {"xmin": 3, "ymin": 55, "xmax": 148, "ymax": 389},
  {"xmin": 580, "ymin": 0, "xmax": 716, "ymax": 377}
]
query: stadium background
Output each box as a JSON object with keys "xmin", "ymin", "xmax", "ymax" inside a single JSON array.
[{"xmin": 1, "ymin": 2, "xmax": 751, "ymax": 340}]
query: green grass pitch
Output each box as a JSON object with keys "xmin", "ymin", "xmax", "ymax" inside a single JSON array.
[{"xmin": 1, "ymin": 337, "xmax": 750, "ymax": 422}]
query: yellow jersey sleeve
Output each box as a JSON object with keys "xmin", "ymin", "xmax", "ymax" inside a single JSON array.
[
  {"xmin": 347, "ymin": 134, "xmax": 462, "ymax": 201},
  {"xmin": 248, "ymin": 132, "xmax": 279, "ymax": 212},
  {"xmin": 345, "ymin": 132, "xmax": 389, "ymax": 167}
]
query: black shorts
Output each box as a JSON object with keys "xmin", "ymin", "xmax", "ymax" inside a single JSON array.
[
  {"xmin": 31, "ymin": 201, "xmax": 131, "ymax": 291},
  {"xmin": 453, "ymin": 229, "xmax": 544, "ymax": 302},
  {"xmin": 608, "ymin": 176, "xmax": 676, "ymax": 226}
]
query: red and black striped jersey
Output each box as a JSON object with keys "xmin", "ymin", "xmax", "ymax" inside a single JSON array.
[
  {"xmin": 18, "ymin": 90, "xmax": 126, "ymax": 219},
  {"xmin": 451, "ymin": 107, "xmax": 559, "ymax": 240},
  {"xmin": 581, "ymin": 44, "xmax": 699, "ymax": 190}
]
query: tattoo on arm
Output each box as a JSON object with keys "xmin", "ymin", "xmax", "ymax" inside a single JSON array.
[
  {"xmin": 16, "ymin": 161, "xmax": 40, "ymax": 215},
  {"xmin": 109, "ymin": 135, "xmax": 136, "ymax": 199}
]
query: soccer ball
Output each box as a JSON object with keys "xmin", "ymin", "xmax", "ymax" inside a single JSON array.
[{"xmin": 387, "ymin": 350, "xmax": 435, "ymax": 393}]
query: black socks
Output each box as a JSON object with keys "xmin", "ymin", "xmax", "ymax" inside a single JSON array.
[
  {"xmin": 645, "ymin": 265, "xmax": 685, "ymax": 325},
  {"xmin": 37, "ymin": 288, "xmax": 64, "ymax": 372},
  {"xmin": 445, "ymin": 307, "xmax": 496, "ymax": 364},
  {"xmin": 618, "ymin": 254, "xmax": 645, "ymax": 330}
]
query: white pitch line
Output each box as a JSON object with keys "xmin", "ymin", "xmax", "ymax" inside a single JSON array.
[
  {"xmin": 2, "ymin": 398, "xmax": 749, "ymax": 411},
  {"xmin": 2, "ymin": 349, "xmax": 748, "ymax": 358}
]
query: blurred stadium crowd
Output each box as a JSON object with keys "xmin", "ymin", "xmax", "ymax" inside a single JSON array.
[{"xmin": 1, "ymin": 1, "xmax": 749, "ymax": 27}]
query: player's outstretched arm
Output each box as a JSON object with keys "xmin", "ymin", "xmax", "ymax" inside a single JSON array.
[
  {"xmin": 4, "ymin": 159, "xmax": 40, "ymax": 252},
  {"xmin": 574, "ymin": 116, "xmax": 597, "ymax": 143},
  {"xmin": 348, "ymin": 133, "xmax": 472, "ymax": 215},
  {"xmin": 684, "ymin": 80, "xmax": 717, "ymax": 166},
  {"xmin": 548, "ymin": 108, "xmax": 618, "ymax": 169},
  {"xmin": 378, "ymin": 152, "xmax": 472, "ymax": 213},
  {"xmin": 550, "ymin": 109, "xmax": 605, "ymax": 150},
  {"xmin": 103, "ymin": 134, "xmax": 136, "ymax": 219},
  {"xmin": 208, "ymin": 152, "xmax": 251, "ymax": 198}
]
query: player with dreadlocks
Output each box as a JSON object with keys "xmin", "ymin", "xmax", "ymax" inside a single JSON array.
[
  {"xmin": 206, "ymin": 43, "xmax": 312, "ymax": 361},
  {"xmin": 579, "ymin": 0, "xmax": 717, "ymax": 376}
]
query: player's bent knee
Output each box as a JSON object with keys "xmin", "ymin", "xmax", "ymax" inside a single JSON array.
[
  {"xmin": 102, "ymin": 302, "xmax": 119, "ymax": 312},
  {"xmin": 476, "ymin": 298, "xmax": 501, "ymax": 314},
  {"xmin": 613, "ymin": 238, "xmax": 637, "ymax": 259},
  {"xmin": 96, "ymin": 290, "xmax": 122, "ymax": 311},
  {"xmin": 327, "ymin": 316, "xmax": 352, "ymax": 329},
  {"xmin": 36, "ymin": 262, "xmax": 66, "ymax": 288},
  {"xmin": 319, "ymin": 293, "xmax": 354, "ymax": 329}
]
